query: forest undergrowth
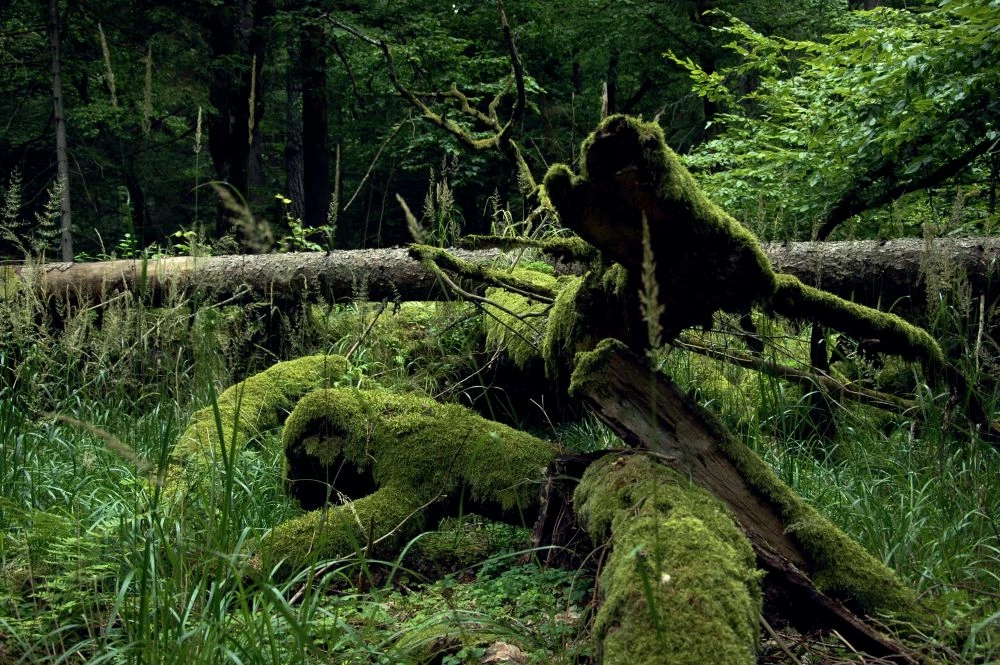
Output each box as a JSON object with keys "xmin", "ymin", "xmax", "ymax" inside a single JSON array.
[{"xmin": 1, "ymin": 261, "xmax": 999, "ymax": 664}]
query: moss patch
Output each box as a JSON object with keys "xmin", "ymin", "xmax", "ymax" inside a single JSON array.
[
  {"xmin": 165, "ymin": 354, "xmax": 350, "ymax": 501},
  {"xmin": 575, "ymin": 453, "xmax": 761, "ymax": 665},
  {"xmin": 259, "ymin": 387, "xmax": 555, "ymax": 572},
  {"xmin": 483, "ymin": 268, "xmax": 560, "ymax": 369}
]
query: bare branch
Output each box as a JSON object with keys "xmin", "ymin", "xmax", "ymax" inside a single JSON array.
[
  {"xmin": 343, "ymin": 118, "xmax": 407, "ymax": 211},
  {"xmin": 496, "ymin": 0, "xmax": 525, "ymax": 126},
  {"xmin": 329, "ymin": 8, "xmax": 540, "ymax": 196},
  {"xmin": 675, "ymin": 336, "xmax": 917, "ymax": 414}
]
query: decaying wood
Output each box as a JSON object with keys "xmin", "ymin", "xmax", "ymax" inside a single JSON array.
[
  {"xmin": 7, "ymin": 236, "xmax": 1000, "ymax": 317},
  {"xmin": 766, "ymin": 236, "xmax": 1000, "ymax": 319},
  {"xmin": 4, "ymin": 248, "xmax": 499, "ymax": 307},
  {"xmin": 529, "ymin": 452, "xmax": 604, "ymax": 569},
  {"xmin": 573, "ymin": 343, "xmax": 922, "ymax": 665}
]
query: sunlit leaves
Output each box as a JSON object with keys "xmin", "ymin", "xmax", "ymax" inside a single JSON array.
[{"xmin": 678, "ymin": 1, "xmax": 1000, "ymax": 240}]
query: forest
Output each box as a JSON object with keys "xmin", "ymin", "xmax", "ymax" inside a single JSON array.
[{"xmin": 1, "ymin": 0, "xmax": 999, "ymax": 663}]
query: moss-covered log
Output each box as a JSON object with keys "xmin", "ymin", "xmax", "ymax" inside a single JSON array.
[
  {"xmin": 570, "ymin": 340, "xmax": 923, "ymax": 664},
  {"xmin": 575, "ymin": 453, "xmax": 762, "ymax": 665},
  {"xmin": 256, "ymin": 387, "xmax": 555, "ymax": 572},
  {"xmin": 543, "ymin": 114, "xmax": 943, "ymax": 367},
  {"xmin": 165, "ymin": 354, "xmax": 350, "ymax": 502}
]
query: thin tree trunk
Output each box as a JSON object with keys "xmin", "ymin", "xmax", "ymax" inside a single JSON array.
[
  {"xmin": 284, "ymin": 44, "xmax": 306, "ymax": 223},
  {"xmin": 603, "ymin": 47, "xmax": 618, "ymax": 116},
  {"xmin": 48, "ymin": 0, "xmax": 72, "ymax": 261},
  {"xmin": 301, "ymin": 24, "xmax": 330, "ymax": 231},
  {"xmin": 205, "ymin": 0, "xmax": 272, "ymax": 240}
]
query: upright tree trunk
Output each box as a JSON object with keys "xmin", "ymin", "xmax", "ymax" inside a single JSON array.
[
  {"xmin": 693, "ymin": 0, "xmax": 718, "ymax": 147},
  {"xmin": 205, "ymin": 1, "xmax": 273, "ymax": 240},
  {"xmin": 301, "ymin": 24, "xmax": 330, "ymax": 231},
  {"xmin": 48, "ymin": 0, "xmax": 73, "ymax": 261},
  {"xmin": 284, "ymin": 44, "xmax": 306, "ymax": 223},
  {"xmin": 603, "ymin": 47, "xmax": 618, "ymax": 116},
  {"xmin": 247, "ymin": 0, "xmax": 273, "ymax": 194}
]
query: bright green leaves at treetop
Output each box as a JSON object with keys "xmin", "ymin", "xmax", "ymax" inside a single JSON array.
[{"xmin": 674, "ymin": 1, "xmax": 1000, "ymax": 240}]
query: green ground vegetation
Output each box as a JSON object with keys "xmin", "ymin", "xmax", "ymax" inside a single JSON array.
[{"xmin": 1, "ymin": 262, "xmax": 999, "ymax": 662}]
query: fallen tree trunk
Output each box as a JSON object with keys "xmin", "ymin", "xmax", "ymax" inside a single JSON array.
[
  {"xmin": 766, "ymin": 236, "xmax": 1000, "ymax": 317},
  {"xmin": 2, "ymin": 249, "xmax": 498, "ymax": 307},
  {"xmin": 565, "ymin": 340, "xmax": 922, "ymax": 664},
  {"xmin": 5, "ymin": 237, "xmax": 1000, "ymax": 316}
]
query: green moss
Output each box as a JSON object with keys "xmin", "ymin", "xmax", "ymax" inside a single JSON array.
[
  {"xmin": 483, "ymin": 286, "xmax": 548, "ymax": 369},
  {"xmin": 771, "ymin": 274, "xmax": 944, "ymax": 366},
  {"xmin": 262, "ymin": 387, "xmax": 556, "ymax": 570},
  {"xmin": 481, "ymin": 268, "xmax": 559, "ymax": 369},
  {"xmin": 405, "ymin": 520, "xmax": 529, "ymax": 577},
  {"xmin": 575, "ymin": 454, "xmax": 761, "ymax": 665},
  {"xmin": 311, "ymin": 301, "xmax": 443, "ymax": 360},
  {"xmin": 258, "ymin": 485, "xmax": 424, "ymax": 574},
  {"xmin": 541, "ymin": 275, "xmax": 584, "ymax": 378},
  {"xmin": 165, "ymin": 354, "xmax": 350, "ymax": 500},
  {"xmin": 566, "ymin": 338, "xmax": 627, "ymax": 397},
  {"xmin": 696, "ymin": 404, "xmax": 919, "ymax": 614}
]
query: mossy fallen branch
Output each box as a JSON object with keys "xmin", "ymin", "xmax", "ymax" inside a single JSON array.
[
  {"xmin": 165, "ymin": 354, "xmax": 351, "ymax": 502},
  {"xmin": 409, "ymin": 243, "xmax": 557, "ymax": 301},
  {"xmin": 257, "ymin": 387, "xmax": 555, "ymax": 572}
]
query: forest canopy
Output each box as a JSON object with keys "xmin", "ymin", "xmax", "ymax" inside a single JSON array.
[{"xmin": 2, "ymin": 0, "xmax": 995, "ymax": 260}]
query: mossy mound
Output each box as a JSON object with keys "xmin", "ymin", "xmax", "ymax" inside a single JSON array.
[
  {"xmin": 575, "ymin": 453, "xmax": 762, "ymax": 665},
  {"xmin": 405, "ymin": 518, "xmax": 530, "ymax": 578},
  {"xmin": 165, "ymin": 354, "xmax": 351, "ymax": 501},
  {"xmin": 257, "ymin": 387, "xmax": 555, "ymax": 572}
]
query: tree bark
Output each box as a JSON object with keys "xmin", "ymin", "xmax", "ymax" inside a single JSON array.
[
  {"xmin": 10, "ymin": 237, "xmax": 1000, "ymax": 316},
  {"xmin": 284, "ymin": 43, "xmax": 306, "ymax": 223},
  {"xmin": 8, "ymin": 249, "xmax": 498, "ymax": 308},
  {"xmin": 48, "ymin": 0, "xmax": 72, "ymax": 261},
  {"xmin": 301, "ymin": 23, "xmax": 330, "ymax": 231},
  {"xmin": 765, "ymin": 236, "xmax": 1000, "ymax": 318}
]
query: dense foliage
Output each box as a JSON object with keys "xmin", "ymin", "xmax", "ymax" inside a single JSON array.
[
  {"xmin": 3, "ymin": 0, "xmax": 1000, "ymax": 663},
  {"xmin": 10, "ymin": 0, "xmax": 987, "ymax": 258}
]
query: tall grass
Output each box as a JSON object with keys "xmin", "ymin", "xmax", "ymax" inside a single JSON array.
[
  {"xmin": 0, "ymin": 268, "xmax": 588, "ymax": 664},
  {"xmin": 664, "ymin": 305, "xmax": 1000, "ymax": 661}
]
